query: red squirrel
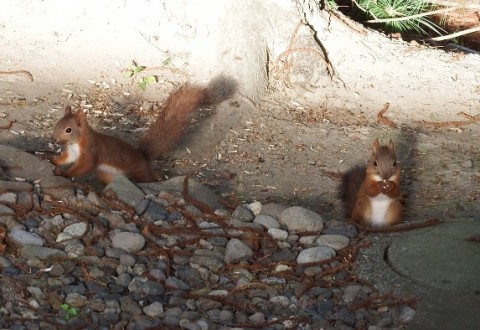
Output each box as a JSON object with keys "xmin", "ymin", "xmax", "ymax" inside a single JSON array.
[
  {"xmin": 340, "ymin": 139, "xmax": 402, "ymax": 226},
  {"xmin": 51, "ymin": 78, "xmax": 236, "ymax": 184}
]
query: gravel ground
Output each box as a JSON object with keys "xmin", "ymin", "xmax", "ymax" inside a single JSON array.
[{"xmin": 0, "ymin": 144, "xmax": 417, "ymax": 329}]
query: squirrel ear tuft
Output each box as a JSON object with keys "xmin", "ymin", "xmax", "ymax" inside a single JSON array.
[
  {"xmin": 64, "ymin": 106, "xmax": 72, "ymax": 115},
  {"xmin": 372, "ymin": 139, "xmax": 380, "ymax": 154},
  {"xmin": 74, "ymin": 109, "xmax": 87, "ymax": 125},
  {"xmin": 388, "ymin": 139, "xmax": 395, "ymax": 150}
]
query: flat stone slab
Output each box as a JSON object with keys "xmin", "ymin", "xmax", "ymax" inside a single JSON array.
[
  {"xmin": 0, "ymin": 145, "xmax": 54, "ymax": 181},
  {"xmin": 409, "ymin": 290, "xmax": 480, "ymax": 330},
  {"xmin": 388, "ymin": 222, "xmax": 480, "ymax": 293}
]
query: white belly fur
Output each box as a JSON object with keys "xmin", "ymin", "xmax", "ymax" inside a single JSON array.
[
  {"xmin": 97, "ymin": 164, "xmax": 123, "ymax": 175},
  {"xmin": 65, "ymin": 143, "xmax": 81, "ymax": 163},
  {"xmin": 369, "ymin": 193, "xmax": 392, "ymax": 225}
]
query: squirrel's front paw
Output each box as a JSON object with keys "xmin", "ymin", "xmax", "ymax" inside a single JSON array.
[
  {"xmin": 381, "ymin": 181, "xmax": 393, "ymax": 193},
  {"xmin": 53, "ymin": 167, "xmax": 65, "ymax": 176},
  {"xmin": 51, "ymin": 155, "xmax": 62, "ymax": 166}
]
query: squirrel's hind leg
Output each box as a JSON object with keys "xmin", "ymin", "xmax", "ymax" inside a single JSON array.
[{"xmin": 384, "ymin": 200, "xmax": 402, "ymax": 226}]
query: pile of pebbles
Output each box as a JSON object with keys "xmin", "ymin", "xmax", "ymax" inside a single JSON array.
[{"xmin": 0, "ymin": 146, "xmax": 416, "ymax": 329}]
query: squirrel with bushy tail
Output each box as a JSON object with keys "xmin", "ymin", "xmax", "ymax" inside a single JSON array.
[
  {"xmin": 340, "ymin": 139, "xmax": 403, "ymax": 227},
  {"xmin": 51, "ymin": 76, "xmax": 236, "ymax": 184}
]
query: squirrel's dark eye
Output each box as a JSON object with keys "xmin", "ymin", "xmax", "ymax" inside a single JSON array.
[
  {"xmin": 66, "ymin": 128, "xmax": 72, "ymax": 133},
  {"xmin": 373, "ymin": 160, "xmax": 378, "ymax": 167}
]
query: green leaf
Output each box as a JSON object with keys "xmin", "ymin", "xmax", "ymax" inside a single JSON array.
[
  {"xmin": 68, "ymin": 307, "xmax": 78, "ymax": 317},
  {"xmin": 133, "ymin": 65, "xmax": 146, "ymax": 74},
  {"xmin": 144, "ymin": 76, "xmax": 157, "ymax": 84}
]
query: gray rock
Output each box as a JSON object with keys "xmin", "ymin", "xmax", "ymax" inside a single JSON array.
[
  {"xmin": 342, "ymin": 284, "xmax": 362, "ymax": 303},
  {"xmin": 0, "ymin": 180, "xmax": 33, "ymax": 192},
  {"xmin": 104, "ymin": 175, "xmax": 145, "ymax": 207},
  {"xmin": 0, "ymin": 256, "xmax": 12, "ymax": 268},
  {"xmin": 397, "ymin": 305, "xmax": 416, "ymax": 324},
  {"xmin": 268, "ymin": 227, "xmax": 288, "ymax": 240},
  {"xmin": 0, "ymin": 215, "xmax": 21, "ymax": 230},
  {"xmin": 39, "ymin": 175, "xmax": 75, "ymax": 200},
  {"xmin": 120, "ymin": 296, "xmax": 142, "ymax": 316},
  {"xmin": 249, "ymin": 312, "xmax": 265, "ymax": 322},
  {"xmin": 0, "ymin": 192, "xmax": 17, "ymax": 204},
  {"xmin": 253, "ymin": 214, "xmax": 280, "ymax": 228},
  {"xmin": 179, "ymin": 320, "xmax": 201, "ymax": 330},
  {"xmin": 119, "ymin": 254, "xmax": 136, "ymax": 266},
  {"xmin": 149, "ymin": 268, "xmax": 167, "ymax": 281},
  {"xmin": 231, "ymin": 205, "xmax": 254, "ymax": 222},
  {"xmin": 219, "ymin": 310, "xmax": 234, "ymax": 322},
  {"xmin": 111, "ymin": 232, "xmax": 145, "ymax": 253},
  {"xmin": 322, "ymin": 222, "xmax": 358, "ymax": 238},
  {"xmin": 316, "ymin": 234, "xmax": 350, "ymax": 251},
  {"xmin": 140, "ymin": 176, "xmax": 224, "ymax": 210},
  {"xmin": 260, "ymin": 203, "xmax": 288, "ymax": 219},
  {"xmin": 20, "ymin": 245, "xmax": 66, "ymax": 260},
  {"xmin": 64, "ymin": 240, "xmax": 85, "ymax": 258},
  {"xmin": 261, "ymin": 277, "xmax": 286, "ymax": 285},
  {"xmin": 228, "ymin": 221, "xmax": 264, "ymax": 230},
  {"xmin": 86, "ymin": 191, "xmax": 109, "ymax": 209},
  {"xmin": 271, "ymin": 248, "xmax": 296, "ymax": 262},
  {"xmin": 8, "ymin": 228, "xmax": 45, "ymax": 246},
  {"xmin": 16, "ymin": 191, "xmax": 34, "ymax": 211},
  {"xmin": 104, "ymin": 299, "xmax": 121, "ymax": 314},
  {"xmin": 128, "ymin": 277, "xmax": 165, "ymax": 296},
  {"xmin": 333, "ymin": 307, "xmax": 356, "ymax": 326},
  {"xmin": 134, "ymin": 198, "xmax": 150, "ymax": 215},
  {"xmin": 144, "ymin": 201, "xmax": 169, "ymax": 221},
  {"xmin": 165, "ymin": 277, "xmax": 191, "ymax": 290},
  {"xmin": 0, "ymin": 145, "xmax": 55, "ymax": 181},
  {"xmin": 190, "ymin": 255, "xmax": 225, "ymax": 272},
  {"xmin": 279, "ymin": 206, "xmax": 323, "ymax": 233},
  {"xmin": 269, "ymin": 295, "xmax": 290, "ymax": 307},
  {"xmin": 41, "ymin": 214, "xmax": 65, "ymax": 230},
  {"xmin": 143, "ymin": 301, "xmax": 164, "ymax": 317},
  {"xmin": 101, "ymin": 212, "xmax": 126, "ymax": 229},
  {"xmin": 247, "ymin": 201, "xmax": 262, "ymax": 215},
  {"xmin": 224, "ymin": 238, "xmax": 253, "ymax": 264},
  {"xmin": 377, "ymin": 314, "xmax": 393, "ymax": 328},
  {"xmin": 0, "ymin": 204, "xmax": 15, "ymax": 216},
  {"xmin": 317, "ymin": 299, "xmax": 334, "ymax": 316},
  {"xmin": 116, "ymin": 273, "xmax": 132, "ymax": 288},
  {"xmin": 297, "ymin": 246, "xmax": 336, "ymax": 264},
  {"xmin": 299, "ymin": 235, "xmax": 317, "ymax": 245},
  {"xmin": 56, "ymin": 222, "xmax": 89, "ymax": 242},
  {"xmin": 65, "ymin": 292, "xmax": 88, "ymax": 308},
  {"xmin": 206, "ymin": 309, "xmax": 221, "ymax": 322},
  {"xmin": 105, "ymin": 247, "xmax": 127, "ymax": 258}
]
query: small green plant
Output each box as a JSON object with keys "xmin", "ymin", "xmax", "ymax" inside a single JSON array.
[
  {"xmin": 125, "ymin": 60, "xmax": 146, "ymax": 78},
  {"xmin": 137, "ymin": 75, "xmax": 158, "ymax": 91},
  {"xmin": 125, "ymin": 60, "xmax": 157, "ymax": 90},
  {"xmin": 353, "ymin": 0, "xmax": 444, "ymax": 35},
  {"xmin": 162, "ymin": 56, "xmax": 172, "ymax": 66},
  {"xmin": 60, "ymin": 304, "xmax": 78, "ymax": 320}
]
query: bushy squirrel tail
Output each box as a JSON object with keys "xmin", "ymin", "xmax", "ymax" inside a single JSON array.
[
  {"xmin": 339, "ymin": 165, "xmax": 366, "ymax": 219},
  {"xmin": 138, "ymin": 75, "xmax": 237, "ymax": 161}
]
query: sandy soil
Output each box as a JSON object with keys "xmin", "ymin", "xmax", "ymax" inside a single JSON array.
[
  {"xmin": 1, "ymin": 0, "xmax": 479, "ymax": 227},
  {"xmin": 1, "ymin": 72, "xmax": 479, "ymax": 227}
]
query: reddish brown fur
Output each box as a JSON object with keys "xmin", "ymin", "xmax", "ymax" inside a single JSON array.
[
  {"xmin": 51, "ymin": 78, "xmax": 236, "ymax": 184},
  {"xmin": 340, "ymin": 139, "xmax": 402, "ymax": 226},
  {"xmin": 52, "ymin": 107, "xmax": 156, "ymax": 184},
  {"xmin": 137, "ymin": 85, "xmax": 207, "ymax": 160}
]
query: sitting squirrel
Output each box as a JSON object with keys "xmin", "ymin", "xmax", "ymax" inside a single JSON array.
[
  {"xmin": 340, "ymin": 139, "xmax": 402, "ymax": 226},
  {"xmin": 51, "ymin": 78, "xmax": 236, "ymax": 184}
]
